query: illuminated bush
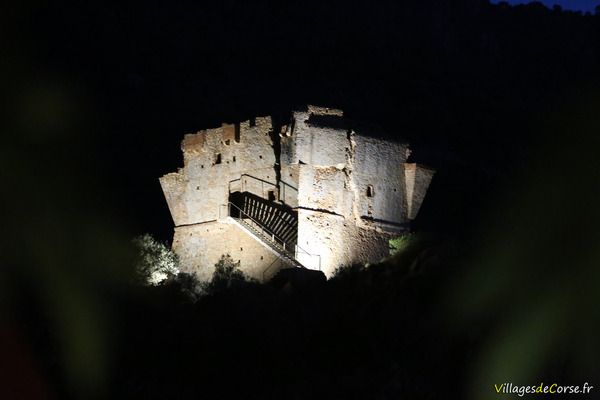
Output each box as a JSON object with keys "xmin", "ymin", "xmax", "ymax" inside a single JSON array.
[{"xmin": 133, "ymin": 234, "xmax": 180, "ymax": 285}]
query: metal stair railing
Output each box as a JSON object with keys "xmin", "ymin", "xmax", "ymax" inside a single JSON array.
[
  {"xmin": 221, "ymin": 202, "xmax": 321, "ymax": 271},
  {"xmin": 229, "ymin": 202, "xmax": 291, "ymax": 252},
  {"xmin": 228, "ymin": 173, "xmax": 298, "ymax": 203},
  {"xmin": 236, "ymin": 219, "xmax": 303, "ymax": 270},
  {"xmin": 227, "ymin": 203, "xmax": 302, "ymax": 268},
  {"xmin": 241, "ymin": 192, "xmax": 298, "ymax": 245}
]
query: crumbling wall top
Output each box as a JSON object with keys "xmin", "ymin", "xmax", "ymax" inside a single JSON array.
[{"xmin": 181, "ymin": 131, "xmax": 207, "ymax": 154}]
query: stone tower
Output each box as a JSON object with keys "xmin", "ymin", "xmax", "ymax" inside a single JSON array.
[{"xmin": 159, "ymin": 105, "xmax": 434, "ymax": 281}]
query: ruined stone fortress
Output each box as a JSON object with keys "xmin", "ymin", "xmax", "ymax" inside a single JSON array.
[{"xmin": 160, "ymin": 105, "xmax": 434, "ymax": 281}]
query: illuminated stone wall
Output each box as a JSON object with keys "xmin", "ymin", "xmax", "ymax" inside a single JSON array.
[
  {"xmin": 160, "ymin": 117, "xmax": 277, "ymax": 227},
  {"xmin": 160, "ymin": 106, "xmax": 434, "ymax": 280},
  {"xmin": 172, "ymin": 221, "xmax": 284, "ymax": 282},
  {"xmin": 404, "ymin": 163, "xmax": 436, "ymax": 220},
  {"xmin": 288, "ymin": 109, "xmax": 412, "ymax": 275}
]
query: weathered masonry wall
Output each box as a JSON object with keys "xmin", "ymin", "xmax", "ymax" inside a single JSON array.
[
  {"xmin": 352, "ymin": 134, "xmax": 410, "ymax": 224},
  {"xmin": 284, "ymin": 108, "xmax": 413, "ymax": 275},
  {"xmin": 284, "ymin": 110, "xmax": 411, "ymax": 224},
  {"xmin": 160, "ymin": 117, "xmax": 278, "ymax": 227},
  {"xmin": 296, "ymin": 210, "xmax": 396, "ymax": 274},
  {"xmin": 278, "ymin": 164, "xmax": 300, "ymax": 208},
  {"xmin": 173, "ymin": 221, "xmax": 284, "ymax": 282},
  {"xmin": 404, "ymin": 164, "xmax": 435, "ymax": 220}
]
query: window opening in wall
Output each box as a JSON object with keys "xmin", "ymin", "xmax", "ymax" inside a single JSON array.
[
  {"xmin": 367, "ymin": 185, "xmax": 374, "ymax": 197},
  {"xmin": 215, "ymin": 153, "xmax": 222, "ymax": 164},
  {"xmin": 234, "ymin": 123, "xmax": 240, "ymax": 143},
  {"xmin": 267, "ymin": 190, "xmax": 276, "ymax": 202},
  {"xmin": 201, "ymin": 165, "xmax": 204, "ymax": 169},
  {"xmin": 259, "ymin": 155, "xmax": 263, "ymax": 159},
  {"xmin": 233, "ymin": 156, "xmax": 236, "ymax": 162}
]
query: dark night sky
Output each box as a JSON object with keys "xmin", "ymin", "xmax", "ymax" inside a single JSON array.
[
  {"xmin": 492, "ymin": 0, "xmax": 600, "ymax": 12},
  {"xmin": 492, "ymin": 0, "xmax": 599, "ymax": 11}
]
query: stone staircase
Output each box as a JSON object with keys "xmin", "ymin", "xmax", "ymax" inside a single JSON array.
[
  {"xmin": 226, "ymin": 191, "xmax": 302, "ymax": 269},
  {"xmin": 226, "ymin": 191, "xmax": 321, "ymax": 281},
  {"xmin": 228, "ymin": 215, "xmax": 303, "ymax": 270},
  {"xmin": 237, "ymin": 192, "xmax": 298, "ymax": 248}
]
